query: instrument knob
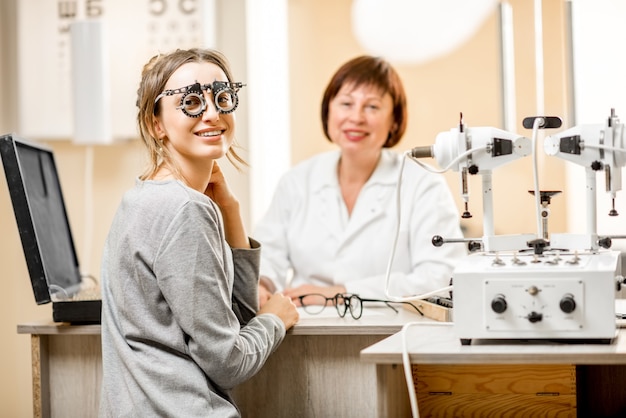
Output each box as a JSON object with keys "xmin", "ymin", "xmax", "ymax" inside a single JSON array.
[
  {"xmin": 432, "ymin": 235, "xmax": 444, "ymax": 247},
  {"xmin": 491, "ymin": 295, "xmax": 507, "ymax": 314},
  {"xmin": 598, "ymin": 237, "xmax": 612, "ymax": 249},
  {"xmin": 559, "ymin": 294, "xmax": 576, "ymax": 314},
  {"xmin": 527, "ymin": 311, "xmax": 543, "ymax": 323}
]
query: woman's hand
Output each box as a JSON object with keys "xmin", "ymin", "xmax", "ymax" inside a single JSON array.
[
  {"xmin": 258, "ymin": 293, "xmax": 299, "ymax": 330},
  {"xmin": 205, "ymin": 162, "xmax": 249, "ymax": 248},
  {"xmin": 204, "ymin": 161, "xmax": 237, "ymax": 209},
  {"xmin": 282, "ymin": 284, "xmax": 347, "ymax": 306},
  {"xmin": 258, "ymin": 282, "xmax": 273, "ymax": 308}
]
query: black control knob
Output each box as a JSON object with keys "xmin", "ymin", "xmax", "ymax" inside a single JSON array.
[
  {"xmin": 491, "ymin": 295, "xmax": 507, "ymax": 314},
  {"xmin": 432, "ymin": 235, "xmax": 444, "ymax": 247},
  {"xmin": 598, "ymin": 237, "xmax": 612, "ymax": 249},
  {"xmin": 527, "ymin": 238, "xmax": 548, "ymax": 255},
  {"xmin": 527, "ymin": 311, "xmax": 543, "ymax": 323},
  {"xmin": 559, "ymin": 294, "xmax": 576, "ymax": 313}
]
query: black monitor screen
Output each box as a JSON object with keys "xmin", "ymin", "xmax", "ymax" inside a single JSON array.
[{"xmin": 0, "ymin": 134, "xmax": 81, "ymax": 304}]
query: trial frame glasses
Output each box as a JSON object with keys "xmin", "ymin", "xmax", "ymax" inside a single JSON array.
[
  {"xmin": 154, "ymin": 80, "xmax": 245, "ymax": 117},
  {"xmin": 297, "ymin": 293, "xmax": 423, "ymax": 320}
]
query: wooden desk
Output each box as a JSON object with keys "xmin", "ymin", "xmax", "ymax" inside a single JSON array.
[
  {"xmin": 17, "ymin": 322, "xmax": 102, "ymax": 418},
  {"xmin": 18, "ymin": 308, "xmax": 426, "ymax": 418},
  {"xmin": 361, "ymin": 324, "xmax": 626, "ymax": 417}
]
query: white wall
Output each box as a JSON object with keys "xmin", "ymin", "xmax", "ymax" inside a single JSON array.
[
  {"xmin": 245, "ymin": 0, "xmax": 290, "ymax": 226},
  {"xmin": 568, "ymin": 0, "xmax": 626, "ymax": 248}
]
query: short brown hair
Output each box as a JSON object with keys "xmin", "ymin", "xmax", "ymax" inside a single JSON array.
[{"xmin": 320, "ymin": 56, "xmax": 407, "ymax": 148}]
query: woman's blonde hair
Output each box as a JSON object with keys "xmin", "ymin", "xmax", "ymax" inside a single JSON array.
[{"xmin": 136, "ymin": 48, "xmax": 246, "ymax": 180}]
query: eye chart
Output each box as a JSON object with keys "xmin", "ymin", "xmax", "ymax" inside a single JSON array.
[{"xmin": 17, "ymin": 0, "xmax": 212, "ymax": 140}]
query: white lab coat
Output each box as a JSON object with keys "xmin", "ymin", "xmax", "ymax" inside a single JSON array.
[{"xmin": 254, "ymin": 149, "xmax": 467, "ymax": 299}]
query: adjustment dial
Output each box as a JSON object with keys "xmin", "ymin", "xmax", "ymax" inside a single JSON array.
[
  {"xmin": 527, "ymin": 311, "xmax": 543, "ymax": 323},
  {"xmin": 559, "ymin": 294, "xmax": 576, "ymax": 314},
  {"xmin": 491, "ymin": 294, "xmax": 507, "ymax": 314}
]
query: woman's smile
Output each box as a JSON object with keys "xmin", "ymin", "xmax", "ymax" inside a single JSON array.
[
  {"xmin": 343, "ymin": 129, "xmax": 368, "ymax": 141},
  {"xmin": 196, "ymin": 128, "xmax": 225, "ymax": 140}
]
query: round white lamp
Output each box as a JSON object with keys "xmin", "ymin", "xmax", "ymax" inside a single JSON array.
[{"xmin": 351, "ymin": 0, "xmax": 499, "ymax": 65}]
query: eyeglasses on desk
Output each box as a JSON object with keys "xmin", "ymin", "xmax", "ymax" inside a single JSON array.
[{"xmin": 297, "ymin": 293, "xmax": 423, "ymax": 319}]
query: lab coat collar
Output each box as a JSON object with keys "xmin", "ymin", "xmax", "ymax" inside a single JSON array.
[
  {"xmin": 312, "ymin": 149, "xmax": 400, "ymax": 244},
  {"xmin": 312, "ymin": 149, "xmax": 400, "ymax": 192}
]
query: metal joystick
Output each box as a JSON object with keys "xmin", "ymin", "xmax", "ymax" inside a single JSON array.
[
  {"xmin": 609, "ymin": 195, "xmax": 619, "ymax": 216},
  {"xmin": 529, "ymin": 190, "xmax": 561, "ymax": 241},
  {"xmin": 460, "ymin": 167, "xmax": 472, "ymax": 219},
  {"xmin": 432, "ymin": 235, "xmax": 482, "ymax": 252},
  {"xmin": 461, "ymin": 203, "xmax": 472, "ymax": 219}
]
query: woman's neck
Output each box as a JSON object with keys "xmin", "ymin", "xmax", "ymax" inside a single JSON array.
[
  {"xmin": 337, "ymin": 150, "xmax": 381, "ymax": 184},
  {"xmin": 337, "ymin": 150, "xmax": 381, "ymax": 215},
  {"xmin": 153, "ymin": 159, "xmax": 214, "ymax": 193}
]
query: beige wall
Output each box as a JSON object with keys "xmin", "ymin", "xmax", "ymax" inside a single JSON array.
[
  {"xmin": 288, "ymin": 0, "xmax": 569, "ymax": 239},
  {"xmin": 0, "ymin": 1, "xmax": 570, "ymax": 416},
  {"xmin": 0, "ymin": 141, "xmax": 145, "ymax": 417}
]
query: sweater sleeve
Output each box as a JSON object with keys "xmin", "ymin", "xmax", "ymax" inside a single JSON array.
[
  {"xmin": 231, "ymin": 238, "xmax": 262, "ymax": 325},
  {"xmin": 154, "ymin": 200, "xmax": 285, "ymax": 389}
]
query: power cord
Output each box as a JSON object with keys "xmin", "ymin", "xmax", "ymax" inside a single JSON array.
[
  {"xmin": 401, "ymin": 321, "xmax": 455, "ymax": 418},
  {"xmin": 383, "ymin": 147, "xmax": 488, "ymax": 302}
]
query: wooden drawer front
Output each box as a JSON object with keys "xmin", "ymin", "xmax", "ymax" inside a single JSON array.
[
  {"xmin": 415, "ymin": 394, "xmax": 576, "ymax": 418},
  {"xmin": 412, "ymin": 364, "xmax": 576, "ymax": 418}
]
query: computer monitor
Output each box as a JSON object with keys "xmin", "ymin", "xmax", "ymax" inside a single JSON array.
[{"xmin": 0, "ymin": 134, "xmax": 82, "ymax": 304}]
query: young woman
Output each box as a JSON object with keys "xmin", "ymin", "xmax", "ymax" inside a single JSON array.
[
  {"xmin": 255, "ymin": 55, "xmax": 467, "ymax": 306},
  {"xmin": 99, "ymin": 48, "xmax": 298, "ymax": 417}
]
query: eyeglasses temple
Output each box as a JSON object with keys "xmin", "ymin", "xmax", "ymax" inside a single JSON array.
[
  {"xmin": 358, "ymin": 297, "xmax": 425, "ymax": 317},
  {"xmin": 403, "ymin": 302, "xmax": 424, "ymax": 316}
]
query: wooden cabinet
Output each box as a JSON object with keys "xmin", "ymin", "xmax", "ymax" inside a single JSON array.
[
  {"xmin": 361, "ymin": 325, "xmax": 626, "ymax": 418},
  {"xmin": 412, "ymin": 364, "xmax": 576, "ymax": 417}
]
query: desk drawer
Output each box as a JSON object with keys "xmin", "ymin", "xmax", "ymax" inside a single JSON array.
[{"xmin": 412, "ymin": 364, "xmax": 576, "ymax": 418}]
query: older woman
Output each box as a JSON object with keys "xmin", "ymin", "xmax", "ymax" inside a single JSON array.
[{"xmin": 255, "ymin": 55, "xmax": 466, "ymax": 307}]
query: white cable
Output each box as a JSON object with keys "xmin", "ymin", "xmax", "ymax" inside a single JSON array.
[
  {"xmin": 531, "ymin": 118, "xmax": 543, "ymax": 239},
  {"xmin": 383, "ymin": 153, "xmax": 406, "ymax": 301},
  {"xmin": 401, "ymin": 322, "xmax": 421, "ymax": 418},
  {"xmin": 531, "ymin": 0, "xmax": 544, "ymax": 240},
  {"xmin": 386, "ymin": 151, "xmax": 465, "ymax": 416},
  {"xmin": 382, "ymin": 144, "xmax": 491, "ymax": 302},
  {"xmin": 533, "ymin": 0, "xmax": 545, "ymax": 117},
  {"xmin": 401, "ymin": 321, "xmax": 455, "ymax": 418},
  {"xmin": 383, "ymin": 152, "xmax": 461, "ymax": 302},
  {"xmin": 408, "ymin": 145, "xmax": 489, "ymax": 174}
]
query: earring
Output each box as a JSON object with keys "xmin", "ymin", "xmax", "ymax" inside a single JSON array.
[{"xmin": 158, "ymin": 139, "xmax": 164, "ymax": 153}]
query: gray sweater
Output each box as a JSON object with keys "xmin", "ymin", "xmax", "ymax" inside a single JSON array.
[{"xmin": 99, "ymin": 179, "xmax": 285, "ymax": 417}]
